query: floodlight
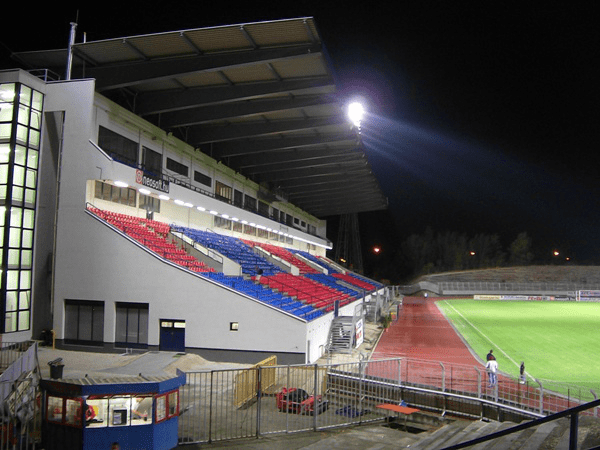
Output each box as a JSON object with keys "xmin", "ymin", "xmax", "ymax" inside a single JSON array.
[{"xmin": 348, "ymin": 102, "xmax": 364, "ymax": 127}]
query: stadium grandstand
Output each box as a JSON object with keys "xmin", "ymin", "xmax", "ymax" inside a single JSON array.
[{"xmin": 0, "ymin": 17, "xmax": 389, "ymax": 364}]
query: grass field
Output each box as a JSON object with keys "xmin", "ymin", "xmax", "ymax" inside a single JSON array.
[{"xmin": 436, "ymin": 299, "xmax": 600, "ymax": 395}]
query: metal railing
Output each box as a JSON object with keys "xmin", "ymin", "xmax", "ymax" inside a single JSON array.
[
  {"xmin": 177, "ymin": 357, "xmax": 595, "ymax": 445},
  {"xmin": 1, "ymin": 342, "xmax": 42, "ymax": 449}
]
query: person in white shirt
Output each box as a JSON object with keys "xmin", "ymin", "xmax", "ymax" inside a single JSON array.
[{"xmin": 485, "ymin": 358, "xmax": 498, "ymax": 387}]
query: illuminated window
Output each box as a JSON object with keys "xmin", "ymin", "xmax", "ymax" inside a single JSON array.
[{"xmin": 1, "ymin": 82, "xmax": 42, "ymax": 333}]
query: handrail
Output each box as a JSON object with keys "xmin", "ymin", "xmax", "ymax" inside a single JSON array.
[{"xmin": 442, "ymin": 397, "xmax": 600, "ymax": 450}]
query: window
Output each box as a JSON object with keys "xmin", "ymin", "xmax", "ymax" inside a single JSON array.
[
  {"xmin": 244, "ymin": 194, "xmax": 257, "ymax": 212},
  {"xmin": 64, "ymin": 300, "xmax": 104, "ymax": 345},
  {"xmin": 94, "ymin": 180, "xmax": 136, "ymax": 207},
  {"xmin": 85, "ymin": 398, "xmax": 108, "ymax": 428},
  {"xmin": 115, "ymin": 303, "xmax": 149, "ymax": 347},
  {"xmin": 215, "ymin": 181, "xmax": 232, "ymax": 202},
  {"xmin": 194, "ymin": 170, "xmax": 211, "ymax": 187},
  {"xmin": 46, "ymin": 396, "xmax": 83, "ymax": 427},
  {"xmin": 214, "ymin": 216, "xmax": 231, "ymax": 230},
  {"xmin": 142, "ymin": 146, "xmax": 162, "ymax": 175},
  {"xmin": 233, "ymin": 189, "xmax": 243, "ymax": 207},
  {"xmin": 1, "ymin": 83, "xmax": 42, "ymax": 334},
  {"xmin": 139, "ymin": 193, "xmax": 160, "ymax": 214},
  {"xmin": 166, "ymin": 157, "xmax": 188, "ymax": 177},
  {"xmin": 155, "ymin": 390, "xmax": 179, "ymax": 423},
  {"xmin": 98, "ymin": 126, "xmax": 138, "ymax": 166},
  {"xmin": 243, "ymin": 224, "xmax": 256, "ymax": 236},
  {"xmin": 258, "ymin": 201, "xmax": 269, "ymax": 217}
]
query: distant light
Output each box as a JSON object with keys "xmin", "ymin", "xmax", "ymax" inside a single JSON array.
[
  {"xmin": 139, "ymin": 188, "xmax": 151, "ymax": 195},
  {"xmin": 470, "ymin": 251, "xmax": 476, "ymax": 256},
  {"xmin": 183, "ymin": 202, "xmax": 193, "ymax": 208},
  {"xmin": 114, "ymin": 181, "xmax": 128, "ymax": 188},
  {"xmin": 196, "ymin": 206, "xmax": 206, "ymax": 211},
  {"xmin": 174, "ymin": 199, "xmax": 185, "ymax": 206},
  {"xmin": 159, "ymin": 194, "xmax": 170, "ymax": 201},
  {"xmin": 221, "ymin": 214, "xmax": 229, "ymax": 219},
  {"xmin": 209, "ymin": 210, "xmax": 218, "ymax": 215},
  {"xmin": 348, "ymin": 102, "xmax": 364, "ymax": 127},
  {"xmin": 373, "ymin": 246, "xmax": 381, "ymax": 254},
  {"xmin": 553, "ymin": 250, "xmax": 560, "ymax": 256}
]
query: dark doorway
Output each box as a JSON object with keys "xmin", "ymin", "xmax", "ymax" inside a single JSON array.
[{"xmin": 159, "ymin": 319, "xmax": 185, "ymax": 352}]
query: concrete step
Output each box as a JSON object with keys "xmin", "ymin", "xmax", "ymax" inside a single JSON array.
[
  {"xmin": 442, "ymin": 420, "xmax": 503, "ymax": 448},
  {"xmin": 410, "ymin": 415, "xmax": 600, "ymax": 449},
  {"xmin": 519, "ymin": 421, "xmax": 560, "ymax": 450},
  {"xmin": 469, "ymin": 421, "xmax": 523, "ymax": 450},
  {"xmin": 411, "ymin": 420, "xmax": 472, "ymax": 449}
]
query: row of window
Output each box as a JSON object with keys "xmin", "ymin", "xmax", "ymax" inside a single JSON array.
[
  {"xmin": 95, "ymin": 180, "xmax": 160, "ymax": 213},
  {"xmin": 65, "ymin": 300, "xmax": 148, "ymax": 346},
  {"xmin": 97, "ymin": 126, "xmax": 316, "ymax": 234},
  {"xmin": 46, "ymin": 391, "xmax": 179, "ymax": 428}
]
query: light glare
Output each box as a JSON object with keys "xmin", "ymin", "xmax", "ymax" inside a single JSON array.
[{"xmin": 348, "ymin": 102, "xmax": 364, "ymax": 127}]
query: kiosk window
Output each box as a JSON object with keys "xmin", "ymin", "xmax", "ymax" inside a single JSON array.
[
  {"xmin": 156, "ymin": 390, "xmax": 179, "ymax": 423},
  {"xmin": 65, "ymin": 398, "xmax": 83, "ymax": 427},
  {"xmin": 156, "ymin": 396, "xmax": 166, "ymax": 422},
  {"xmin": 131, "ymin": 396, "xmax": 153, "ymax": 425},
  {"xmin": 108, "ymin": 397, "xmax": 131, "ymax": 427},
  {"xmin": 85, "ymin": 398, "xmax": 108, "ymax": 428},
  {"xmin": 168, "ymin": 391, "xmax": 178, "ymax": 416},
  {"xmin": 47, "ymin": 396, "xmax": 63, "ymax": 423}
]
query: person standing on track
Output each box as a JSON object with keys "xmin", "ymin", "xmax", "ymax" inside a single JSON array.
[{"xmin": 486, "ymin": 357, "xmax": 498, "ymax": 387}]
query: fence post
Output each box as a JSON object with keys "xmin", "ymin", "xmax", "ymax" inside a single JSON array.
[
  {"xmin": 536, "ymin": 378, "xmax": 544, "ymax": 415},
  {"xmin": 398, "ymin": 358, "xmax": 402, "ymax": 386},
  {"xmin": 209, "ymin": 371, "xmax": 214, "ymax": 443},
  {"xmin": 313, "ymin": 364, "xmax": 319, "ymax": 431},
  {"xmin": 440, "ymin": 362, "xmax": 445, "ymax": 392},
  {"xmin": 474, "ymin": 367, "xmax": 482, "ymax": 398},
  {"xmin": 256, "ymin": 367, "xmax": 262, "ymax": 437},
  {"xmin": 591, "ymin": 390, "xmax": 598, "ymax": 418},
  {"xmin": 286, "ymin": 365, "xmax": 290, "ymax": 433}
]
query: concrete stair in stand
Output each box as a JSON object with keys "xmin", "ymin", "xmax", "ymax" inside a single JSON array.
[{"xmin": 406, "ymin": 415, "xmax": 600, "ymax": 449}]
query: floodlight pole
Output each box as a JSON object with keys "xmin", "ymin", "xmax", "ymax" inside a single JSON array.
[{"xmin": 66, "ymin": 21, "xmax": 78, "ymax": 80}]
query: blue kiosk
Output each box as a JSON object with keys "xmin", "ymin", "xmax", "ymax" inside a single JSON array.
[{"xmin": 40, "ymin": 370, "xmax": 186, "ymax": 449}]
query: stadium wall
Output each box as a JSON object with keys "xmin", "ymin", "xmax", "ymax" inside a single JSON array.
[{"xmin": 27, "ymin": 75, "xmax": 343, "ymax": 364}]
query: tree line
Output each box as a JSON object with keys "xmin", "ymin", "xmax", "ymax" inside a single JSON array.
[{"xmin": 369, "ymin": 228, "xmax": 535, "ymax": 282}]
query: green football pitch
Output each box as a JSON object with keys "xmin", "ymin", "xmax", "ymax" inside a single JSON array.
[{"xmin": 436, "ymin": 299, "xmax": 600, "ymax": 395}]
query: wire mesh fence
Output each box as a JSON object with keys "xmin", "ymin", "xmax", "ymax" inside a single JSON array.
[
  {"xmin": 179, "ymin": 358, "xmax": 597, "ymax": 443},
  {"xmin": 177, "ymin": 357, "xmax": 598, "ymax": 445}
]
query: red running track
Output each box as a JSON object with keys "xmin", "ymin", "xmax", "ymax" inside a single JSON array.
[
  {"xmin": 370, "ymin": 297, "xmax": 579, "ymax": 415},
  {"xmin": 372, "ymin": 296, "xmax": 481, "ymax": 366}
]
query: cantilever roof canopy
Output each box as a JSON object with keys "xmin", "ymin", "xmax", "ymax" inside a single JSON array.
[{"xmin": 13, "ymin": 17, "xmax": 388, "ymax": 218}]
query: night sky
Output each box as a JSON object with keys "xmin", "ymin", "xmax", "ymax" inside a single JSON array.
[{"xmin": 3, "ymin": 2, "xmax": 598, "ymax": 264}]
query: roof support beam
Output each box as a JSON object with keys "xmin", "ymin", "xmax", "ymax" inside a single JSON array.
[
  {"xmin": 187, "ymin": 116, "xmax": 348, "ymax": 145},
  {"xmin": 232, "ymin": 146, "xmax": 359, "ymax": 169},
  {"xmin": 157, "ymin": 94, "xmax": 338, "ymax": 128},
  {"xmin": 135, "ymin": 77, "xmax": 335, "ymax": 115},
  {"xmin": 209, "ymin": 132, "xmax": 356, "ymax": 158},
  {"xmin": 89, "ymin": 43, "xmax": 324, "ymax": 91},
  {"xmin": 243, "ymin": 154, "xmax": 365, "ymax": 175}
]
